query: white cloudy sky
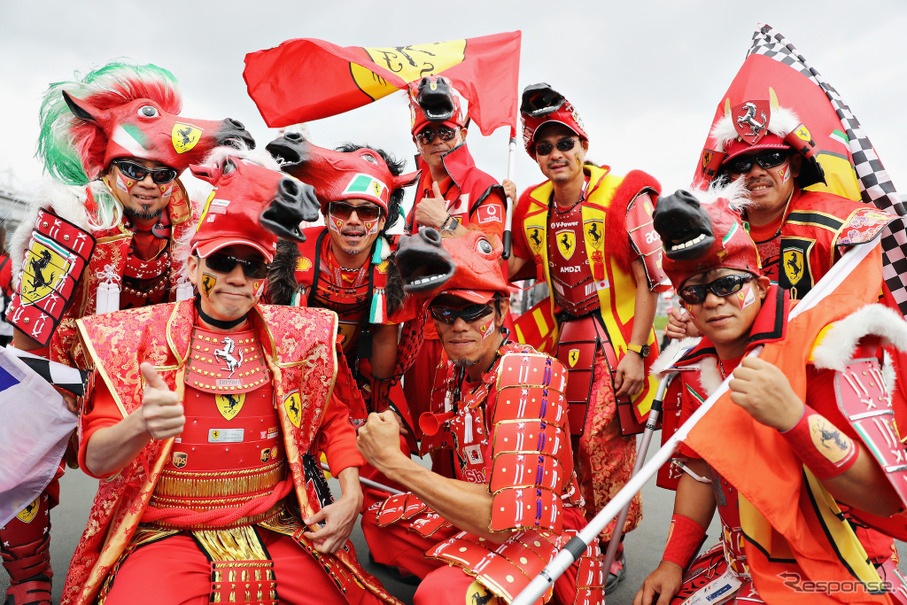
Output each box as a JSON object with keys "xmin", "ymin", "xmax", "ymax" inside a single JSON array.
[{"xmin": 1, "ymin": 0, "xmax": 905, "ymax": 206}]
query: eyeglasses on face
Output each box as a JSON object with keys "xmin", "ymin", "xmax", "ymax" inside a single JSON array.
[
  {"xmin": 429, "ymin": 302, "xmax": 494, "ymax": 325},
  {"xmin": 534, "ymin": 138, "xmax": 578, "ymax": 156},
  {"xmin": 328, "ymin": 201, "xmax": 382, "ymax": 221},
  {"xmin": 679, "ymin": 273, "xmax": 754, "ymax": 305},
  {"xmin": 113, "ymin": 159, "xmax": 178, "ymax": 184},
  {"xmin": 416, "ymin": 126, "xmax": 458, "ymax": 146},
  {"xmin": 204, "ymin": 251, "xmax": 270, "ymax": 279},
  {"xmin": 724, "ymin": 150, "xmax": 790, "ymax": 175}
]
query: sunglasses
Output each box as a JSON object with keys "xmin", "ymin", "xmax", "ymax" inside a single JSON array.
[
  {"xmin": 204, "ymin": 251, "xmax": 270, "ymax": 279},
  {"xmin": 113, "ymin": 159, "xmax": 178, "ymax": 184},
  {"xmin": 416, "ymin": 126, "xmax": 458, "ymax": 146},
  {"xmin": 679, "ymin": 274, "xmax": 754, "ymax": 305},
  {"xmin": 429, "ymin": 302, "xmax": 494, "ymax": 325},
  {"xmin": 724, "ymin": 150, "xmax": 790, "ymax": 175},
  {"xmin": 329, "ymin": 201, "xmax": 382, "ymax": 221},
  {"xmin": 534, "ymin": 138, "xmax": 578, "ymax": 157}
]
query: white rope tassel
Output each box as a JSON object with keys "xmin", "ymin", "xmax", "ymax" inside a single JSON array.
[{"xmin": 95, "ymin": 265, "xmax": 121, "ymax": 314}]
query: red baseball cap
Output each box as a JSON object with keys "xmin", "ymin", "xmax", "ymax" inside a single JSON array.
[{"xmin": 520, "ymin": 83, "xmax": 589, "ymax": 159}]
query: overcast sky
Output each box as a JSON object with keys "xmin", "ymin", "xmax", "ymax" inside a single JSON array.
[{"xmin": 2, "ymin": 1, "xmax": 905, "ymax": 209}]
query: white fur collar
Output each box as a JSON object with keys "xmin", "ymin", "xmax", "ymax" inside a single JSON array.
[{"xmin": 811, "ymin": 304, "xmax": 907, "ymax": 371}]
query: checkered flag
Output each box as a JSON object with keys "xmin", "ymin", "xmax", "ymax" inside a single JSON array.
[{"xmin": 747, "ymin": 23, "xmax": 907, "ymax": 315}]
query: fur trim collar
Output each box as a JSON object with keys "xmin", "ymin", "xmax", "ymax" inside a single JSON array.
[
  {"xmin": 811, "ymin": 304, "xmax": 907, "ymax": 372},
  {"xmin": 650, "ymin": 337, "xmax": 701, "ymax": 377}
]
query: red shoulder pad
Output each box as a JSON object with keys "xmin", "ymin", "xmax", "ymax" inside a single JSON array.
[
  {"xmin": 492, "ymin": 420, "xmax": 569, "ymax": 457},
  {"xmin": 495, "ymin": 352, "xmax": 567, "ymax": 393},
  {"xmin": 489, "ymin": 487, "xmax": 563, "ymax": 532},
  {"xmin": 627, "ymin": 191, "xmax": 670, "ymax": 291},
  {"xmin": 492, "ymin": 385, "xmax": 568, "ymax": 426},
  {"xmin": 489, "ymin": 452, "xmax": 567, "ymax": 493}
]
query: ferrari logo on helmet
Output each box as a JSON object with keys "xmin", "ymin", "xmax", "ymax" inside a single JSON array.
[
  {"xmin": 284, "ymin": 391, "xmax": 302, "ymax": 428},
  {"xmin": 16, "ymin": 498, "xmax": 40, "ymax": 523},
  {"xmin": 794, "ymin": 125, "xmax": 812, "ymax": 141},
  {"xmin": 556, "ymin": 229, "xmax": 576, "ymax": 260},
  {"xmin": 732, "ymin": 100, "xmax": 770, "ymax": 145},
  {"xmin": 172, "ymin": 122, "xmax": 202, "ymax": 154},
  {"xmin": 783, "ymin": 248, "xmax": 805, "ymax": 286},
  {"xmin": 568, "ymin": 349, "xmax": 580, "ymax": 368},
  {"xmin": 172, "ymin": 452, "xmax": 188, "ymax": 468},
  {"xmin": 216, "ymin": 393, "xmax": 245, "ymax": 421}
]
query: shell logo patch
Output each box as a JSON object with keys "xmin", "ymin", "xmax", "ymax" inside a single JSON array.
[{"xmin": 172, "ymin": 122, "xmax": 202, "ymax": 154}]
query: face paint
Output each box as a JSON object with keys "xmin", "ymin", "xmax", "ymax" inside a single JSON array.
[
  {"xmin": 202, "ymin": 273, "xmax": 216, "ymax": 295},
  {"xmin": 778, "ymin": 163, "xmax": 791, "ymax": 185},
  {"xmin": 116, "ymin": 171, "xmax": 135, "ymax": 192},
  {"xmin": 478, "ymin": 315, "xmax": 496, "ymax": 340},
  {"xmin": 683, "ymin": 301, "xmax": 696, "ymax": 318},
  {"xmin": 363, "ymin": 219, "xmax": 379, "ymax": 235},
  {"xmin": 253, "ymin": 279, "xmax": 267, "ymax": 299},
  {"xmin": 328, "ymin": 217, "xmax": 345, "ymax": 234},
  {"xmin": 736, "ymin": 283, "xmax": 756, "ymax": 309},
  {"xmin": 159, "ymin": 180, "xmax": 175, "ymax": 199}
]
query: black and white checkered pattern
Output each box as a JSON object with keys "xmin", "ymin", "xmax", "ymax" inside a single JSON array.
[
  {"xmin": 748, "ymin": 24, "xmax": 907, "ymax": 315},
  {"xmin": 8, "ymin": 346, "xmax": 86, "ymax": 397}
]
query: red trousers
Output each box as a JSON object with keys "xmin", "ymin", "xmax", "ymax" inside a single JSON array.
[{"xmin": 102, "ymin": 531, "xmax": 385, "ymax": 605}]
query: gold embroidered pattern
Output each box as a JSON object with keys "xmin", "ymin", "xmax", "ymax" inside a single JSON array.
[{"xmin": 153, "ymin": 460, "xmax": 285, "ymax": 502}]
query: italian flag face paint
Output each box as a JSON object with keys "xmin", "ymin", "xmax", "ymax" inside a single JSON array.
[
  {"xmin": 116, "ymin": 171, "xmax": 135, "ymax": 192},
  {"xmin": 778, "ymin": 163, "xmax": 791, "ymax": 185},
  {"xmin": 478, "ymin": 315, "xmax": 496, "ymax": 340},
  {"xmin": 736, "ymin": 283, "xmax": 756, "ymax": 309},
  {"xmin": 329, "ymin": 217, "xmax": 345, "ymax": 234},
  {"xmin": 159, "ymin": 180, "xmax": 175, "ymax": 199},
  {"xmin": 363, "ymin": 219, "xmax": 379, "ymax": 235}
]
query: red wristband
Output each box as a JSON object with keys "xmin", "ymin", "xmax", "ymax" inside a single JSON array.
[
  {"xmin": 779, "ymin": 404, "xmax": 859, "ymax": 480},
  {"xmin": 662, "ymin": 513, "xmax": 706, "ymax": 570}
]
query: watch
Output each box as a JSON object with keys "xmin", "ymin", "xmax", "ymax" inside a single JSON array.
[
  {"xmin": 440, "ymin": 215, "xmax": 460, "ymax": 234},
  {"xmin": 626, "ymin": 343, "xmax": 651, "ymax": 357}
]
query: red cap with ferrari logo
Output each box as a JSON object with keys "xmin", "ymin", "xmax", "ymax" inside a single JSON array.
[
  {"xmin": 409, "ymin": 75, "xmax": 468, "ymax": 136},
  {"xmin": 519, "ymin": 82, "xmax": 589, "ymax": 159}
]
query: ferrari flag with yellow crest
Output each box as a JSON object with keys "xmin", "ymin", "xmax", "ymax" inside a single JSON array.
[{"xmin": 243, "ymin": 32, "xmax": 521, "ymax": 136}]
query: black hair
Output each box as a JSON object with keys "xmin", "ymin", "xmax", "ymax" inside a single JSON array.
[{"xmin": 334, "ymin": 143, "xmax": 407, "ymax": 234}]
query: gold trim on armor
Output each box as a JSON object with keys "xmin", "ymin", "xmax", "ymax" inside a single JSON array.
[{"xmin": 153, "ymin": 460, "xmax": 286, "ymax": 500}]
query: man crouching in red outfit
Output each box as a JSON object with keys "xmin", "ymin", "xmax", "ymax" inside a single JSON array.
[
  {"xmin": 61, "ymin": 149, "xmax": 401, "ymax": 605},
  {"xmin": 358, "ymin": 230, "xmax": 604, "ymax": 604}
]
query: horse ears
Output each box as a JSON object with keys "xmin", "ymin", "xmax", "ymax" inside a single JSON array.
[
  {"xmin": 190, "ymin": 163, "xmax": 220, "ymax": 185},
  {"xmin": 395, "ymin": 170, "xmax": 420, "ymax": 189},
  {"xmin": 63, "ymin": 91, "xmax": 103, "ymax": 125}
]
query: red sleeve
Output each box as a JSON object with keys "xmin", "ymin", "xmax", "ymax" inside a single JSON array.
[
  {"xmin": 78, "ymin": 378, "xmax": 127, "ymax": 478},
  {"xmin": 317, "ymin": 393, "xmax": 365, "ymax": 474}
]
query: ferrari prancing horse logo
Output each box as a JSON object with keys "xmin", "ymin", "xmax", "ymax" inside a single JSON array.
[
  {"xmin": 555, "ymin": 229, "xmax": 576, "ymax": 260},
  {"xmin": 284, "ymin": 392, "xmax": 302, "ymax": 428},
  {"xmin": 568, "ymin": 349, "xmax": 580, "ymax": 368},
  {"xmin": 216, "ymin": 393, "xmax": 245, "ymax": 421}
]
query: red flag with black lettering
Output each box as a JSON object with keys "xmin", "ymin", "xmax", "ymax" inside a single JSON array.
[{"xmin": 243, "ymin": 32, "xmax": 521, "ymax": 136}]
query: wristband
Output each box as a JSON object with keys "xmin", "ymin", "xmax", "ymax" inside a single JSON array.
[
  {"xmin": 662, "ymin": 513, "xmax": 706, "ymax": 570},
  {"xmin": 779, "ymin": 404, "xmax": 859, "ymax": 480}
]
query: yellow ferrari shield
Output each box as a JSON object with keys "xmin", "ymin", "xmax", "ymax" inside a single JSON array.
[
  {"xmin": 284, "ymin": 392, "xmax": 302, "ymax": 428},
  {"xmin": 21, "ymin": 241, "xmax": 72, "ymax": 304},
  {"xmin": 527, "ymin": 227, "xmax": 544, "ymax": 254},
  {"xmin": 16, "ymin": 498, "xmax": 39, "ymax": 523},
  {"xmin": 351, "ymin": 40, "xmax": 467, "ymax": 102},
  {"xmin": 172, "ymin": 122, "xmax": 202, "ymax": 154},
  {"xmin": 783, "ymin": 249, "xmax": 805, "ymax": 286},
  {"xmin": 584, "ymin": 219, "xmax": 604, "ymax": 250},
  {"xmin": 555, "ymin": 229, "xmax": 576, "ymax": 261},
  {"xmin": 216, "ymin": 393, "xmax": 245, "ymax": 421},
  {"xmin": 568, "ymin": 349, "xmax": 580, "ymax": 368}
]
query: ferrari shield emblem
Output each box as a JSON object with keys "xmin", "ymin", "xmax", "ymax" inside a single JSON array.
[
  {"xmin": 15, "ymin": 498, "xmax": 39, "ymax": 523},
  {"xmin": 284, "ymin": 391, "xmax": 302, "ymax": 428},
  {"xmin": 731, "ymin": 100, "xmax": 770, "ymax": 145},
  {"xmin": 465, "ymin": 580, "xmax": 495, "ymax": 605},
  {"xmin": 527, "ymin": 227, "xmax": 544, "ymax": 254},
  {"xmin": 793, "ymin": 124, "xmax": 813, "ymax": 142},
  {"xmin": 555, "ymin": 230, "xmax": 576, "ymax": 260},
  {"xmin": 172, "ymin": 452, "xmax": 188, "ymax": 468},
  {"xmin": 584, "ymin": 220, "xmax": 604, "ymax": 249},
  {"xmin": 172, "ymin": 122, "xmax": 202, "ymax": 154},
  {"xmin": 783, "ymin": 248, "xmax": 805, "ymax": 286},
  {"xmin": 568, "ymin": 349, "xmax": 580, "ymax": 368},
  {"xmin": 216, "ymin": 393, "xmax": 245, "ymax": 421},
  {"xmin": 21, "ymin": 238, "xmax": 73, "ymax": 305}
]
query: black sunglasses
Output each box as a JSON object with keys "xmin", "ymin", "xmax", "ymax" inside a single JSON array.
[
  {"xmin": 204, "ymin": 251, "xmax": 270, "ymax": 279},
  {"xmin": 113, "ymin": 159, "xmax": 178, "ymax": 184},
  {"xmin": 534, "ymin": 138, "xmax": 578, "ymax": 157},
  {"xmin": 724, "ymin": 150, "xmax": 790, "ymax": 175},
  {"xmin": 429, "ymin": 302, "xmax": 494, "ymax": 325},
  {"xmin": 416, "ymin": 126, "xmax": 458, "ymax": 146},
  {"xmin": 679, "ymin": 274, "xmax": 754, "ymax": 305},
  {"xmin": 329, "ymin": 201, "xmax": 382, "ymax": 222}
]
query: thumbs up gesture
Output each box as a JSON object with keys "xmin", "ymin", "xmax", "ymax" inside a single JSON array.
[{"xmin": 140, "ymin": 362, "xmax": 184, "ymax": 440}]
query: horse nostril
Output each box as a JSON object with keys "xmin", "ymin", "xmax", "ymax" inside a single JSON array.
[
  {"xmin": 227, "ymin": 118, "xmax": 246, "ymax": 130},
  {"xmin": 285, "ymin": 132, "xmax": 302, "ymax": 141},
  {"xmin": 280, "ymin": 179, "xmax": 299, "ymax": 196},
  {"xmin": 421, "ymin": 228, "xmax": 442, "ymax": 246}
]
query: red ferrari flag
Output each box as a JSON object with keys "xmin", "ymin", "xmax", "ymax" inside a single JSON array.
[{"xmin": 243, "ymin": 32, "xmax": 521, "ymax": 136}]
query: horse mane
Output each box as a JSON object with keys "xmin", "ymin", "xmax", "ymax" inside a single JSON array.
[{"xmin": 37, "ymin": 62, "xmax": 182, "ymax": 185}]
